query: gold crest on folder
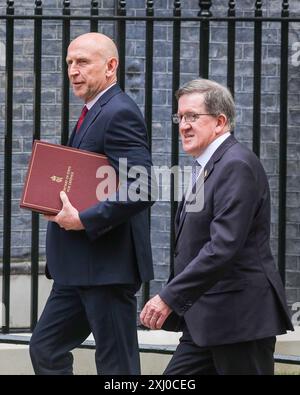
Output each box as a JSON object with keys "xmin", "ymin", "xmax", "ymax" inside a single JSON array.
[{"xmin": 50, "ymin": 175, "xmax": 63, "ymax": 183}]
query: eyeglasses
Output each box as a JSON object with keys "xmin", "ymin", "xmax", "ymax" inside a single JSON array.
[{"xmin": 172, "ymin": 112, "xmax": 217, "ymax": 124}]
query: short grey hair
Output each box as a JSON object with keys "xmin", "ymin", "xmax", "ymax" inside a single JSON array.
[{"xmin": 176, "ymin": 78, "xmax": 235, "ymax": 131}]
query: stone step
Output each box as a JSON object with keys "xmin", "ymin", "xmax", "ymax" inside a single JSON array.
[{"xmin": 0, "ymin": 329, "xmax": 299, "ymax": 375}]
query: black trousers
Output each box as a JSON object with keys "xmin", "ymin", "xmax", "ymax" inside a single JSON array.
[
  {"xmin": 29, "ymin": 282, "xmax": 140, "ymax": 375},
  {"xmin": 164, "ymin": 328, "xmax": 276, "ymax": 375}
]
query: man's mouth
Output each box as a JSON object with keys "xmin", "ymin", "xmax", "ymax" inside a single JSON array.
[
  {"xmin": 183, "ymin": 134, "xmax": 194, "ymax": 140},
  {"xmin": 73, "ymin": 82, "xmax": 84, "ymax": 87}
]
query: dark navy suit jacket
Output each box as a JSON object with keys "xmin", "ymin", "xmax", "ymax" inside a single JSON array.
[
  {"xmin": 161, "ymin": 135, "xmax": 293, "ymax": 346},
  {"xmin": 46, "ymin": 84, "xmax": 154, "ymax": 286}
]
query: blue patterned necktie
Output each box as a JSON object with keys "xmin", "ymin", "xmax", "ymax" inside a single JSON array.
[
  {"xmin": 191, "ymin": 160, "xmax": 202, "ymax": 193},
  {"xmin": 180, "ymin": 160, "xmax": 201, "ymax": 220}
]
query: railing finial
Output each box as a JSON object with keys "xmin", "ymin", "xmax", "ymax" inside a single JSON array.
[
  {"xmin": 6, "ymin": 0, "xmax": 14, "ymax": 9},
  {"xmin": 255, "ymin": 0, "xmax": 262, "ymax": 9},
  {"xmin": 91, "ymin": 0, "xmax": 98, "ymax": 9},
  {"xmin": 281, "ymin": 0, "xmax": 289, "ymax": 17},
  {"xmin": 63, "ymin": 0, "xmax": 70, "ymax": 8},
  {"xmin": 198, "ymin": 0, "xmax": 212, "ymax": 17},
  {"xmin": 228, "ymin": 1, "xmax": 235, "ymax": 17},
  {"xmin": 173, "ymin": 0, "xmax": 181, "ymax": 10},
  {"xmin": 118, "ymin": 0, "xmax": 126, "ymax": 10},
  {"xmin": 146, "ymin": 0, "xmax": 154, "ymax": 10},
  {"xmin": 255, "ymin": 0, "xmax": 263, "ymax": 16}
]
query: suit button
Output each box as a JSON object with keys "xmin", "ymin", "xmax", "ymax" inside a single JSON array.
[{"xmin": 174, "ymin": 251, "xmax": 178, "ymax": 257}]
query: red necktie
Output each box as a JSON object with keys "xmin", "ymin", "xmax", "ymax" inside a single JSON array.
[{"xmin": 76, "ymin": 106, "xmax": 88, "ymax": 132}]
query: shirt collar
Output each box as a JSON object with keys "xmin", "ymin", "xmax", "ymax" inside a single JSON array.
[
  {"xmin": 195, "ymin": 132, "xmax": 231, "ymax": 169},
  {"xmin": 85, "ymin": 83, "xmax": 117, "ymax": 110}
]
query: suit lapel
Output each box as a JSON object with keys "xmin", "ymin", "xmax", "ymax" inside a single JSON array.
[
  {"xmin": 67, "ymin": 124, "xmax": 77, "ymax": 147},
  {"xmin": 175, "ymin": 171, "xmax": 205, "ymax": 244},
  {"xmin": 71, "ymin": 84, "xmax": 122, "ymax": 148},
  {"xmin": 175, "ymin": 197, "xmax": 185, "ymax": 233},
  {"xmin": 198, "ymin": 135, "xmax": 237, "ymax": 184},
  {"xmin": 174, "ymin": 134, "xmax": 238, "ymax": 246},
  {"xmin": 72, "ymin": 99, "xmax": 102, "ymax": 148}
]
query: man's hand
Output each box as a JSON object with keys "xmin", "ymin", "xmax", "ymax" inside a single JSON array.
[
  {"xmin": 44, "ymin": 191, "xmax": 85, "ymax": 231},
  {"xmin": 140, "ymin": 294, "xmax": 172, "ymax": 330}
]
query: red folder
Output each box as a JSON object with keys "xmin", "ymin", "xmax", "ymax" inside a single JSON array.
[{"xmin": 20, "ymin": 140, "xmax": 118, "ymax": 215}]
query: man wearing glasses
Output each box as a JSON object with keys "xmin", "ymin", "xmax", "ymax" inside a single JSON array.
[{"xmin": 141, "ymin": 78, "xmax": 293, "ymax": 375}]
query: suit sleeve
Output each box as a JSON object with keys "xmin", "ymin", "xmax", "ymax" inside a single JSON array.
[
  {"xmin": 160, "ymin": 159, "xmax": 261, "ymax": 316},
  {"xmin": 79, "ymin": 104, "xmax": 155, "ymax": 241}
]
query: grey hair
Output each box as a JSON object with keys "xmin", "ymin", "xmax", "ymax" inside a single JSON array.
[{"xmin": 175, "ymin": 78, "xmax": 235, "ymax": 131}]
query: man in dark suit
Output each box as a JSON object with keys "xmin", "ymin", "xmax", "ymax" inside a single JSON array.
[
  {"xmin": 140, "ymin": 78, "xmax": 293, "ymax": 375},
  {"xmin": 29, "ymin": 33, "xmax": 154, "ymax": 375}
]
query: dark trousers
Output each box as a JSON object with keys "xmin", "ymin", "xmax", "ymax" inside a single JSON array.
[
  {"xmin": 164, "ymin": 328, "xmax": 276, "ymax": 375},
  {"xmin": 29, "ymin": 282, "xmax": 140, "ymax": 375}
]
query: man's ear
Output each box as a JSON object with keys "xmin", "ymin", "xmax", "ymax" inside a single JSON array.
[
  {"xmin": 215, "ymin": 113, "xmax": 228, "ymax": 135},
  {"xmin": 106, "ymin": 57, "xmax": 118, "ymax": 78}
]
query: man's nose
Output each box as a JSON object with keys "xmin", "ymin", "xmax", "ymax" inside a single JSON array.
[
  {"xmin": 180, "ymin": 120, "xmax": 191, "ymax": 131},
  {"xmin": 69, "ymin": 64, "xmax": 79, "ymax": 76}
]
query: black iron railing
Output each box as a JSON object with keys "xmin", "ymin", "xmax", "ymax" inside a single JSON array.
[{"xmin": 0, "ymin": 0, "xmax": 299, "ymax": 335}]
